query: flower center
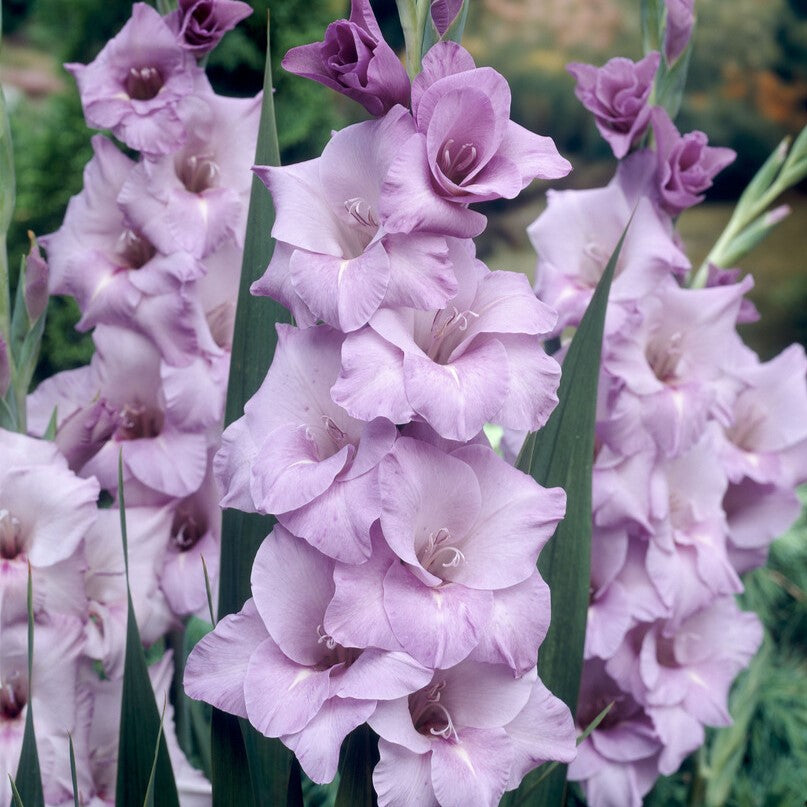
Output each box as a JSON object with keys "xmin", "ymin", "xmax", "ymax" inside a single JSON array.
[
  {"xmin": 116, "ymin": 402, "xmax": 163, "ymax": 441},
  {"xmin": 171, "ymin": 508, "xmax": 207, "ymax": 552},
  {"xmin": 726, "ymin": 401, "xmax": 766, "ymax": 451},
  {"xmin": 427, "ymin": 306, "xmax": 479, "ymax": 363},
  {"xmin": 438, "ymin": 139, "xmax": 478, "ymax": 184},
  {"xmin": 344, "ymin": 197, "xmax": 378, "ymax": 229},
  {"xmin": 124, "ymin": 66, "xmax": 164, "ymax": 101},
  {"xmin": 0, "ymin": 509, "xmax": 22, "ymax": 561},
  {"xmin": 116, "ymin": 229, "xmax": 156, "ymax": 270},
  {"xmin": 178, "ymin": 154, "xmax": 220, "ymax": 194},
  {"xmin": 410, "ymin": 681, "xmax": 459, "ymax": 742},
  {"xmin": 314, "ymin": 625, "xmax": 360, "ymax": 670},
  {"xmin": 0, "ymin": 675, "xmax": 27, "ymax": 721},
  {"xmin": 419, "ymin": 527, "xmax": 465, "ymax": 574},
  {"xmin": 646, "ymin": 331, "xmax": 684, "ymax": 382}
]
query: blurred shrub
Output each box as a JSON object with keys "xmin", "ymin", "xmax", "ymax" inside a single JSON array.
[{"xmin": 8, "ymin": 90, "xmax": 94, "ymax": 377}]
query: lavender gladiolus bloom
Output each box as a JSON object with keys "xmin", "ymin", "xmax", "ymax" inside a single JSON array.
[
  {"xmin": 253, "ymin": 109, "xmax": 455, "ymax": 332},
  {"xmin": 369, "ymin": 660, "xmax": 576, "ymax": 807},
  {"xmin": 0, "ymin": 429, "xmax": 99, "ymax": 623},
  {"xmin": 651, "ymin": 108, "xmax": 735, "ymax": 215},
  {"xmin": 664, "ymin": 0, "xmax": 695, "ymax": 64},
  {"xmin": 325, "ymin": 437, "xmax": 564, "ymax": 670},
  {"xmin": 185, "ymin": 526, "xmax": 432, "ymax": 784},
  {"xmin": 41, "ymin": 135, "xmax": 214, "ymax": 366},
  {"xmin": 28, "ymin": 325, "xmax": 218, "ymax": 501},
  {"xmin": 214, "ymin": 324, "xmax": 397, "ymax": 563},
  {"xmin": 529, "ymin": 181, "xmax": 688, "ymax": 335},
  {"xmin": 381, "ymin": 42, "xmax": 571, "ymax": 238},
  {"xmin": 333, "ymin": 241, "xmax": 560, "ymax": 441},
  {"xmin": 570, "ymin": 659, "xmax": 665, "ymax": 807},
  {"xmin": 567, "ymin": 52, "xmax": 660, "ymax": 159},
  {"xmin": 282, "ymin": 0, "xmax": 410, "ymax": 117},
  {"xmin": 66, "ymin": 3, "xmax": 201, "ymax": 155},
  {"xmin": 166, "ymin": 0, "xmax": 253, "ymax": 56},
  {"xmin": 118, "ymin": 87, "xmax": 260, "ymax": 259}
]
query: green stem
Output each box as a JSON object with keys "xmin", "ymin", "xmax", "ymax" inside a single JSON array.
[{"xmin": 0, "ymin": 233, "xmax": 9, "ymax": 346}]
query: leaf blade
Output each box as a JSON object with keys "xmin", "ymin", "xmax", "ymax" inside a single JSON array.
[
  {"xmin": 115, "ymin": 454, "xmax": 180, "ymax": 807},
  {"xmin": 512, "ymin": 224, "xmax": 628, "ymax": 806},
  {"xmin": 211, "ymin": 13, "xmax": 298, "ymax": 807}
]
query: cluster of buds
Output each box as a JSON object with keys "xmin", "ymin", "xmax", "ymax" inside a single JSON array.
[
  {"xmin": 0, "ymin": 2, "xmax": 255, "ymax": 802},
  {"xmin": 184, "ymin": 1, "xmax": 583, "ymax": 803},
  {"xmin": 512, "ymin": 5, "xmax": 807, "ymax": 803}
]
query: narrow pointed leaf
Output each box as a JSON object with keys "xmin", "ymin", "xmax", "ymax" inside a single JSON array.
[
  {"xmin": 143, "ymin": 700, "xmax": 167, "ymax": 807},
  {"xmin": 43, "ymin": 408, "xmax": 58, "ymax": 441},
  {"xmin": 334, "ymin": 725, "xmax": 379, "ymax": 807},
  {"xmin": 512, "ymin": 225, "xmax": 628, "ymax": 806},
  {"xmin": 115, "ymin": 454, "xmax": 180, "ymax": 807},
  {"xmin": 211, "ymin": 13, "xmax": 299, "ymax": 807},
  {"xmin": 68, "ymin": 735, "xmax": 79, "ymax": 807},
  {"xmin": 8, "ymin": 777, "xmax": 24, "ymax": 807},
  {"xmin": 14, "ymin": 566, "xmax": 43, "ymax": 807}
]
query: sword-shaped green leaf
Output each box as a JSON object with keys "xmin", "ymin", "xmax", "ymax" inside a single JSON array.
[
  {"xmin": 13, "ymin": 566, "xmax": 44, "ymax": 807},
  {"xmin": 509, "ymin": 224, "xmax": 628, "ymax": 806},
  {"xmin": 334, "ymin": 725, "xmax": 380, "ymax": 807},
  {"xmin": 115, "ymin": 454, "xmax": 179, "ymax": 807},
  {"xmin": 211, "ymin": 13, "xmax": 299, "ymax": 807}
]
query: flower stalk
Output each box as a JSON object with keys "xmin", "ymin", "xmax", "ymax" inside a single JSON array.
[{"xmin": 691, "ymin": 126, "xmax": 807, "ymax": 288}]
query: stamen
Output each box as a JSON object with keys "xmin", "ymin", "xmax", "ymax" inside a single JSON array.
[
  {"xmin": 316, "ymin": 624, "xmax": 337, "ymax": 651},
  {"xmin": 178, "ymin": 154, "xmax": 220, "ymax": 194},
  {"xmin": 344, "ymin": 197, "xmax": 378, "ymax": 228},
  {"xmin": 420, "ymin": 527, "xmax": 466, "ymax": 573},
  {"xmin": 117, "ymin": 402, "xmax": 163, "ymax": 440},
  {"xmin": 0, "ymin": 509, "xmax": 22, "ymax": 560},
  {"xmin": 428, "ymin": 307, "xmax": 479, "ymax": 361},
  {"xmin": 116, "ymin": 229, "xmax": 156, "ymax": 270},
  {"xmin": 428, "ymin": 702, "xmax": 459, "ymax": 741},
  {"xmin": 0, "ymin": 675, "xmax": 25, "ymax": 720},
  {"xmin": 439, "ymin": 139, "xmax": 479, "ymax": 181},
  {"xmin": 322, "ymin": 415, "xmax": 347, "ymax": 445},
  {"xmin": 453, "ymin": 143, "xmax": 477, "ymax": 174},
  {"xmin": 647, "ymin": 331, "xmax": 684, "ymax": 382},
  {"xmin": 124, "ymin": 66, "xmax": 164, "ymax": 101}
]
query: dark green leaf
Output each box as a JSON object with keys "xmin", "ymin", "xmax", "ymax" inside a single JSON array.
[
  {"xmin": 115, "ymin": 454, "xmax": 180, "ymax": 807},
  {"xmin": 143, "ymin": 700, "xmax": 167, "ymax": 807},
  {"xmin": 14, "ymin": 566, "xmax": 43, "ymax": 807},
  {"xmin": 43, "ymin": 407, "xmax": 58, "ymax": 441},
  {"xmin": 68, "ymin": 735, "xmax": 79, "ymax": 807},
  {"xmin": 212, "ymin": 13, "xmax": 298, "ymax": 807},
  {"xmin": 8, "ymin": 777, "xmax": 24, "ymax": 807},
  {"xmin": 334, "ymin": 725, "xmax": 379, "ymax": 807},
  {"xmin": 512, "ymin": 225, "xmax": 628, "ymax": 806}
]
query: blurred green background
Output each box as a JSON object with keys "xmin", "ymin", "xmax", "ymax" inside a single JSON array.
[{"xmin": 0, "ymin": 3, "xmax": 805, "ymax": 806}]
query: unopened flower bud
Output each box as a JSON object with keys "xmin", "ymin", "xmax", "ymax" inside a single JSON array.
[{"xmin": 25, "ymin": 233, "xmax": 49, "ymax": 321}]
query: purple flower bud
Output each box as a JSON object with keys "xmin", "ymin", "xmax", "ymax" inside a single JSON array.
[
  {"xmin": 66, "ymin": 3, "xmax": 201, "ymax": 156},
  {"xmin": 166, "ymin": 0, "xmax": 252, "ymax": 56},
  {"xmin": 0, "ymin": 334, "xmax": 9, "ymax": 397},
  {"xmin": 281, "ymin": 0, "xmax": 410, "ymax": 117},
  {"xmin": 25, "ymin": 234, "xmax": 49, "ymax": 321},
  {"xmin": 431, "ymin": 0, "xmax": 464, "ymax": 36},
  {"xmin": 567, "ymin": 52, "xmax": 660, "ymax": 159},
  {"xmin": 664, "ymin": 0, "xmax": 695, "ymax": 64},
  {"xmin": 651, "ymin": 107, "xmax": 735, "ymax": 215}
]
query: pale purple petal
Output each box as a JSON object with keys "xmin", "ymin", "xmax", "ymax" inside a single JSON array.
[{"xmin": 183, "ymin": 599, "xmax": 267, "ymax": 718}]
